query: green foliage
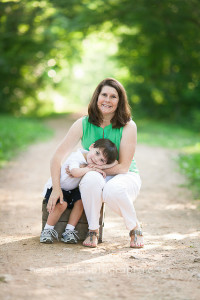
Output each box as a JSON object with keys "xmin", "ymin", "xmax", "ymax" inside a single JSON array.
[
  {"xmin": 50, "ymin": 0, "xmax": 200, "ymax": 126},
  {"xmin": 178, "ymin": 150, "xmax": 200, "ymax": 198},
  {"xmin": 136, "ymin": 119, "xmax": 200, "ymax": 149},
  {"xmin": 1, "ymin": 0, "xmax": 200, "ymax": 128},
  {"xmin": 0, "ymin": 115, "xmax": 53, "ymax": 167},
  {"xmin": 1, "ymin": 1, "xmax": 47, "ymax": 113},
  {"xmin": 116, "ymin": 0, "xmax": 200, "ymax": 125},
  {"xmin": 0, "ymin": 0, "xmax": 83, "ymax": 115},
  {"xmin": 137, "ymin": 118, "xmax": 200, "ymax": 198}
]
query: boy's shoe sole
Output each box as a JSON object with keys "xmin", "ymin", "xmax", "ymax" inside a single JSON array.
[
  {"xmin": 40, "ymin": 239, "xmax": 53, "ymax": 244},
  {"xmin": 61, "ymin": 237, "xmax": 77, "ymax": 244}
]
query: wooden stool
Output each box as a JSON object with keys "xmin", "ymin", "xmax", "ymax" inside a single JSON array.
[{"xmin": 42, "ymin": 200, "xmax": 105, "ymax": 243}]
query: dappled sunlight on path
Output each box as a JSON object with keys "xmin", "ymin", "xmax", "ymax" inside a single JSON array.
[{"xmin": 0, "ymin": 115, "xmax": 200, "ymax": 300}]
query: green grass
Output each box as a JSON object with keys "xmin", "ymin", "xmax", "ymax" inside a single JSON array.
[
  {"xmin": 137, "ymin": 119, "xmax": 199, "ymax": 148},
  {"xmin": 136, "ymin": 118, "xmax": 200, "ymax": 198},
  {"xmin": 0, "ymin": 115, "xmax": 53, "ymax": 167},
  {"xmin": 177, "ymin": 142, "xmax": 200, "ymax": 198}
]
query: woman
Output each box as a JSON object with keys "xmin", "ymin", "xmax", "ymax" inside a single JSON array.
[{"xmin": 47, "ymin": 78, "xmax": 144, "ymax": 248}]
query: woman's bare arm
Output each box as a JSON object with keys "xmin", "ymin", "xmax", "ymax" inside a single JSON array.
[
  {"xmin": 47, "ymin": 118, "xmax": 83, "ymax": 213},
  {"xmin": 104, "ymin": 120, "xmax": 137, "ymax": 175}
]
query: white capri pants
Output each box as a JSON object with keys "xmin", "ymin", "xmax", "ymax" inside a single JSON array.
[{"xmin": 79, "ymin": 171, "xmax": 141, "ymax": 231}]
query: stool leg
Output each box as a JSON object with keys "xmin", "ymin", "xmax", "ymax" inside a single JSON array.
[{"xmin": 98, "ymin": 203, "xmax": 105, "ymax": 243}]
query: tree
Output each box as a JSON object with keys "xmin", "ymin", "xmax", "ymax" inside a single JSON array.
[
  {"xmin": 112, "ymin": 0, "xmax": 200, "ymax": 122},
  {"xmin": 1, "ymin": 0, "xmax": 200, "ymax": 126},
  {"xmin": 0, "ymin": 0, "xmax": 83, "ymax": 114},
  {"xmin": 53, "ymin": 0, "xmax": 200, "ymax": 123}
]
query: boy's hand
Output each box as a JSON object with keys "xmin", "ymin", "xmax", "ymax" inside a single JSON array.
[
  {"xmin": 88, "ymin": 160, "xmax": 118, "ymax": 170},
  {"xmin": 88, "ymin": 163, "xmax": 103, "ymax": 169},
  {"xmin": 65, "ymin": 166, "xmax": 74, "ymax": 177},
  {"xmin": 66, "ymin": 164, "xmax": 87, "ymax": 177},
  {"xmin": 79, "ymin": 163, "xmax": 87, "ymax": 168},
  {"xmin": 47, "ymin": 188, "xmax": 63, "ymax": 213},
  {"xmin": 89, "ymin": 166, "xmax": 106, "ymax": 178}
]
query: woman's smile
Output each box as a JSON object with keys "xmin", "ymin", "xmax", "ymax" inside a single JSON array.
[
  {"xmin": 101, "ymin": 104, "xmax": 112, "ymax": 108},
  {"xmin": 97, "ymin": 85, "xmax": 119, "ymax": 116}
]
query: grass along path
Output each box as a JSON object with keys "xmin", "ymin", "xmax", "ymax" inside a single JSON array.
[
  {"xmin": 0, "ymin": 115, "xmax": 53, "ymax": 167},
  {"xmin": 137, "ymin": 118, "xmax": 200, "ymax": 199}
]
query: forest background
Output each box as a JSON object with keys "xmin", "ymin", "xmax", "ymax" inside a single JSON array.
[{"xmin": 0, "ymin": 0, "xmax": 200, "ymax": 197}]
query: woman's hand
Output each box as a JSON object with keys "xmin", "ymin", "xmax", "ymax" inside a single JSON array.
[
  {"xmin": 47, "ymin": 188, "xmax": 63, "ymax": 213},
  {"xmin": 100, "ymin": 160, "xmax": 119, "ymax": 170}
]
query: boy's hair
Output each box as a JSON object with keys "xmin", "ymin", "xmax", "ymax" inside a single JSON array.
[{"xmin": 93, "ymin": 138, "xmax": 118, "ymax": 164}]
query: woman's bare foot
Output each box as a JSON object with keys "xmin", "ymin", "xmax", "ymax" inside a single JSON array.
[
  {"xmin": 83, "ymin": 231, "xmax": 98, "ymax": 248},
  {"xmin": 130, "ymin": 228, "xmax": 144, "ymax": 248}
]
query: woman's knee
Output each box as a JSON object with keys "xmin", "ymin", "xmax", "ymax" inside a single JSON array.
[
  {"xmin": 103, "ymin": 175, "xmax": 140, "ymax": 203},
  {"xmin": 103, "ymin": 180, "xmax": 126, "ymax": 201},
  {"xmin": 80, "ymin": 171, "xmax": 105, "ymax": 190}
]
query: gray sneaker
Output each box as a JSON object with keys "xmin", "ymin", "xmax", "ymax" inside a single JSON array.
[
  {"xmin": 61, "ymin": 229, "xmax": 79, "ymax": 244},
  {"xmin": 40, "ymin": 228, "xmax": 58, "ymax": 243}
]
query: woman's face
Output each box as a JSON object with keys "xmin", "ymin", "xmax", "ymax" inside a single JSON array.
[{"xmin": 97, "ymin": 85, "xmax": 119, "ymax": 116}]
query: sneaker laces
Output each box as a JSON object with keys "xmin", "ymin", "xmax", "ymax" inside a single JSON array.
[
  {"xmin": 63, "ymin": 229, "xmax": 79, "ymax": 240},
  {"xmin": 43, "ymin": 228, "xmax": 58, "ymax": 240}
]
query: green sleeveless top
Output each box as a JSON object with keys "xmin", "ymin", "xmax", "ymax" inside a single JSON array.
[{"xmin": 81, "ymin": 116, "xmax": 139, "ymax": 173}]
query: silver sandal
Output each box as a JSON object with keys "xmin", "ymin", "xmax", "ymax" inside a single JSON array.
[
  {"xmin": 129, "ymin": 229, "xmax": 144, "ymax": 248},
  {"xmin": 83, "ymin": 231, "xmax": 99, "ymax": 248}
]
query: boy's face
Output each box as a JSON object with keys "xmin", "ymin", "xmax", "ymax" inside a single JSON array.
[{"xmin": 87, "ymin": 145, "xmax": 107, "ymax": 166}]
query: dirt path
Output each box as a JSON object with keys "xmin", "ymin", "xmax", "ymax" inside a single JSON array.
[{"xmin": 0, "ymin": 115, "xmax": 200, "ymax": 300}]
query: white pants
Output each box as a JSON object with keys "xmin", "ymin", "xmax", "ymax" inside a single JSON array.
[{"xmin": 79, "ymin": 171, "xmax": 141, "ymax": 231}]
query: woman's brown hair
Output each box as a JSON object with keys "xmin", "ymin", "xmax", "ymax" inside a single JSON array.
[{"xmin": 88, "ymin": 78, "xmax": 131, "ymax": 128}]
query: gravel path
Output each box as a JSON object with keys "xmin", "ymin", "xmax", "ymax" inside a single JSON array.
[{"xmin": 0, "ymin": 115, "xmax": 200, "ymax": 300}]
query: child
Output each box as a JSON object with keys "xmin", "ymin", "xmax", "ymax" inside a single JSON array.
[{"xmin": 40, "ymin": 138, "xmax": 118, "ymax": 244}]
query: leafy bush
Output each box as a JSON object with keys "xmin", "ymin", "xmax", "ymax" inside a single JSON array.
[
  {"xmin": 178, "ymin": 144, "xmax": 200, "ymax": 198},
  {"xmin": 0, "ymin": 115, "xmax": 53, "ymax": 167}
]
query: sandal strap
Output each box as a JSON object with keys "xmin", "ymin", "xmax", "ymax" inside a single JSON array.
[
  {"xmin": 129, "ymin": 229, "xmax": 143, "ymax": 237},
  {"xmin": 86, "ymin": 231, "xmax": 99, "ymax": 242},
  {"xmin": 129, "ymin": 229, "xmax": 143, "ymax": 243}
]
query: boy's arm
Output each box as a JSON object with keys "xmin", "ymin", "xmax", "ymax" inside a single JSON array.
[
  {"xmin": 88, "ymin": 160, "xmax": 118, "ymax": 170},
  {"xmin": 70, "ymin": 166, "xmax": 91, "ymax": 178},
  {"xmin": 68, "ymin": 166, "xmax": 106, "ymax": 178}
]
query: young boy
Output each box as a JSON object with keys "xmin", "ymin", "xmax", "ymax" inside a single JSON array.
[{"xmin": 40, "ymin": 138, "xmax": 118, "ymax": 244}]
